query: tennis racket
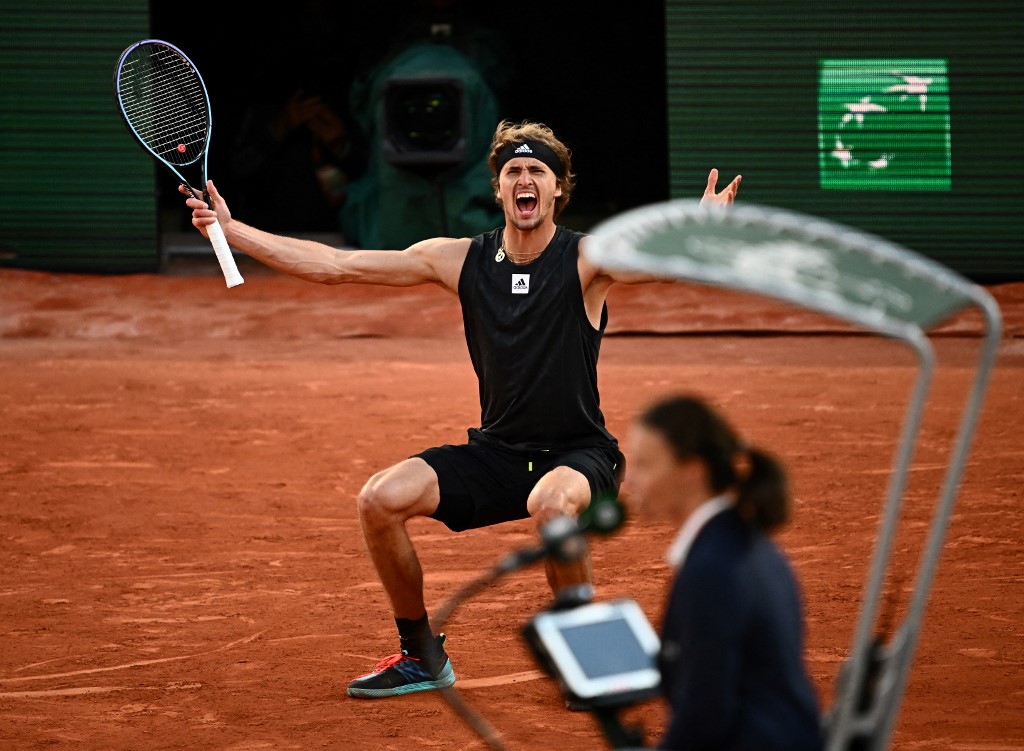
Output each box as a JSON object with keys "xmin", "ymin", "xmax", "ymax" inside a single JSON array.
[{"xmin": 114, "ymin": 39, "xmax": 243, "ymax": 288}]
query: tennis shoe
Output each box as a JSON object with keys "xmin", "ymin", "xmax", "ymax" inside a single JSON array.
[{"xmin": 347, "ymin": 634, "xmax": 455, "ymax": 699}]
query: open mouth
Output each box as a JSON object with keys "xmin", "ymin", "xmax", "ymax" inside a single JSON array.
[{"xmin": 515, "ymin": 191, "xmax": 538, "ymax": 215}]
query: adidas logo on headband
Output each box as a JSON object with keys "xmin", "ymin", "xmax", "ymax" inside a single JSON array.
[{"xmin": 496, "ymin": 140, "xmax": 565, "ymax": 178}]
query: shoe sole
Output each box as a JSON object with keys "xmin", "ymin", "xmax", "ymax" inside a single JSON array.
[{"xmin": 346, "ymin": 660, "xmax": 456, "ymax": 699}]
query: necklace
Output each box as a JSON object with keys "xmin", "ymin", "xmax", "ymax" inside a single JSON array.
[{"xmin": 496, "ymin": 242, "xmax": 544, "ymax": 265}]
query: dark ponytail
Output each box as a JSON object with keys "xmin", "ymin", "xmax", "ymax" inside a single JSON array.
[
  {"xmin": 638, "ymin": 395, "xmax": 791, "ymax": 532},
  {"xmin": 734, "ymin": 447, "xmax": 790, "ymax": 531}
]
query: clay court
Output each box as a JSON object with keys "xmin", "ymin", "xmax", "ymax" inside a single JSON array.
[{"xmin": 1, "ymin": 261, "xmax": 1022, "ymax": 750}]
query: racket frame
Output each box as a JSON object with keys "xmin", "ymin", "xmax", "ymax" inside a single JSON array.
[{"xmin": 114, "ymin": 39, "xmax": 243, "ymax": 288}]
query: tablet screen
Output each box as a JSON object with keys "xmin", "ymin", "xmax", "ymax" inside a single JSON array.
[
  {"xmin": 560, "ymin": 617, "xmax": 654, "ymax": 679},
  {"xmin": 527, "ymin": 599, "xmax": 661, "ymax": 702}
]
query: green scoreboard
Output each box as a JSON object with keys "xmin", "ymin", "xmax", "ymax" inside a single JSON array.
[{"xmin": 666, "ymin": 1, "xmax": 1023, "ymax": 279}]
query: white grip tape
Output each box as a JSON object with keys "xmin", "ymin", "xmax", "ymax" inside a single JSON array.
[{"xmin": 207, "ymin": 220, "xmax": 244, "ymax": 288}]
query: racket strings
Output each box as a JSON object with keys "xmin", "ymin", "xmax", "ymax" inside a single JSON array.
[{"xmin": 118, "ymin": 46, "xmax": 210, "ymax": 167}]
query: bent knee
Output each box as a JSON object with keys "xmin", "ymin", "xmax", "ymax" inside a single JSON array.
[
  {"xmin": 527, "ymin": 467, "xmax": 592, "ymax": 525},
  {"xmin": 355, "ymin": 472, "xmax": 388, "ymax": 517},
  {"xmin": 356, "ymin": 473, "xmax": 406, "ymax": 522},
  {"xmin": 527, "ymin": 489, "xmax": 584, "ymax": 526},
  {"xmin": 356, "ymin": 461, "xmax": 438, "ymax": 524}
]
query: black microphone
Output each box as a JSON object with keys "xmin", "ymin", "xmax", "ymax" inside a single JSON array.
[
  {"xmin": 577, "ymin": 492, "xmax": 627, "ymax": 536},
  {"xmin": 539, "ymin": 514, "xmax": 589, "ymax": 562},
  {"xmin": 543, "ymin": 493, "xmax": 627, "ymax": 561},
  {"xmin": 498, "ymin": 493, "xmax": 628, "ymax": 572}
]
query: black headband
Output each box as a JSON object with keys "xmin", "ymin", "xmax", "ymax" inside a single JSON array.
[{"xmin": 495, "ymin": 140, "xmax": 565, "ymax": 179}]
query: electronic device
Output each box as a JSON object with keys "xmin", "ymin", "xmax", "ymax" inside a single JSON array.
[{"xmin": 523, "ymin": 598, "xmax": 662, "ymax": 709}]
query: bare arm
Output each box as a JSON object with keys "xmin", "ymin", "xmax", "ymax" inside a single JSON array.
[
  {"xmin": 181, "ymin": 180, "xmax": 469, "ymax": 292},
  {"xmin": 580, "ymin": 168, "xmax": 743, "ymax": 288},
  {"xmin": 577, "ymin": 168, "xmax": 742, "ymax": 323}
]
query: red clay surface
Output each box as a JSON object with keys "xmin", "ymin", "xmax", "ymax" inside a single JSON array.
[{"xmin": 2, "ymin": 262, "xmax": 1022, "ymax": 750}]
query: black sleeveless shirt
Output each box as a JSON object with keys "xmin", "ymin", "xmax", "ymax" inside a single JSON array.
[{"xmin": 457, "ymin": 226, "xmax": 617, "ymax": 452}]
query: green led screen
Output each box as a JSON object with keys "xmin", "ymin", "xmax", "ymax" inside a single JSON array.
[
  {"xmin": 818, "ymin": 59, "xmax": 951, "ymax": 191},
  {"xmin": 0, "ymin": 2, "xmax": 158, "ymax": 273},
  {"xmin": 666, "ymin": 1, "xmax": 1023, "ymax": 279}
]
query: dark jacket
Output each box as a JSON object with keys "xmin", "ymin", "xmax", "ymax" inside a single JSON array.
[{"xmin": 658, "ymin": 508, "xmax": 824, "ymax": 751}]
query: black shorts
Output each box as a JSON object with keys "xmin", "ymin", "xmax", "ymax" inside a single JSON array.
[{"xmin": 415, "ymin": 438, "xmax": 625, "ymax": 533}]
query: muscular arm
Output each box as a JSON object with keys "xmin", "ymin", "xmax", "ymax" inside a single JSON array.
[
  {"xmin": 182, "ymin": 180, "xmax": 468, "ymax": 292},
  {"xmin": 578, "ymin": 168, "xmax": 742, "ymax": 322},
  {"xmin": 223, "ymin": 222, "xmax": 466, "ymax": 289},
  {"xmin": 577, "ymin": 236, "xmax": 677, "ymax": 328}
]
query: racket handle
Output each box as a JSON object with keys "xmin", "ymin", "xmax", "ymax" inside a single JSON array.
[{"xmin": 207, "ymin": 220, "xmax": 244, "ymax": 288}]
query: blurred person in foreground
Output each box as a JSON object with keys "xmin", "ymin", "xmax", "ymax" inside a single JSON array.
[{"xmin": 622, "ymin": 394, "xmax": 824, "ymax": 750}]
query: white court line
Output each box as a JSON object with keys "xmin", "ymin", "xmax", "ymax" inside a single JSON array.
[
  {"xmin": 0, "ymin": 630, "xmax": 265, "ymax": 684},
  {"xmin": 455, "ymin": 670, "xmax": 546, "ymax": 689}
]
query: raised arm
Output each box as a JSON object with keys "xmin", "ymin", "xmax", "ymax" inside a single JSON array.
[
  {"xmin": 577, "ymin": 168, "xmax": 742, "ymax": 323},
  {"xmin": 580, "ymin": 168, "xmax": 742, "ymax": 289},
  {"xmin": 181, "ymin": 180, "xmax": 468, "ymax": 292}
]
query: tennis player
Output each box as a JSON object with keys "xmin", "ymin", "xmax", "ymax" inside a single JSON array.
[{"xmin": 181, "ymin": 119, "xmax": 741, "ymax": 699}]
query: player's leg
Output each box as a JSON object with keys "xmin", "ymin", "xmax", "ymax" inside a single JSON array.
[
  {"xmin": 348, "ymin": 457, "xmax": 454, "ymax": 699},
  {"xmin": 356, "ymin": 457, "xmax": 440, "ymax": 619},
  {"xmin": 528, "ymin": 445, "xmax": 626, "ymax": 599},
  {"xmin": 526, "ymin": 466, "xmax": 595, "ymax": 596},
  {"xmin": 529, "ymin": 449, "xmax": 624, "ymax": 712}
]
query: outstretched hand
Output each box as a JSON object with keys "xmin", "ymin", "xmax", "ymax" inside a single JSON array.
[
  {"xmin": 700, "ymin": 168, "xmax": 742, "ymax": 206},
  {"xmin": 179, "ymin": 180, "xmax": 232, "ymax": 238}
]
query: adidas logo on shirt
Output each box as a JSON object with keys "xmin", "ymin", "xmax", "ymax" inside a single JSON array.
[
  {"xmin": 514, "ymin": 143, "xmax": 533, "ymax": 154},
  {"xmin": 512, "ymin": 274, "xmax": 530, "ymax": 294}
]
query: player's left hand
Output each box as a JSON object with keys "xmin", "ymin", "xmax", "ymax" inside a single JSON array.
[{"xmin": 700, "ymin": 168, "xmax": 742, "ymax": 206}]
